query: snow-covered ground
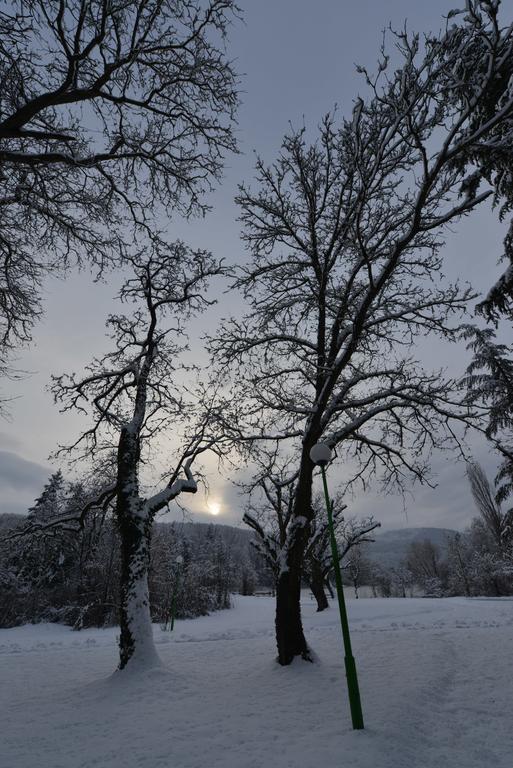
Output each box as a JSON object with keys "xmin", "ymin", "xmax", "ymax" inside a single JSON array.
[{"xmin": 1, "ymin": 595, "xmax": 512, "ymax": 768}]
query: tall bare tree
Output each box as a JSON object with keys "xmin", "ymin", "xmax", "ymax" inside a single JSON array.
[
  {"xmin": 212, "ymin": 3, "xmax": 513, "ymax": 664},
  {"xmin": 243, "ymin": 459, "xmax": 380, "ymax": 613},
  {"xmin": 406, "ymin": 540, "xmax": 443, "ymax": 588},
  {"xmin": 0, "ymin": 0, "xmax": 238, "ymax": 376},
  {"xmin": 50, "ymin": 240, "xmax": 229, "ymax": 670},
  {"xmin": 305, "ymin": 507, "xmax": 380, "ymax": 610}
]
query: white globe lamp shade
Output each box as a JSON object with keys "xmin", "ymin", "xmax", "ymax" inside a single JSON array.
[{"xmin": 309, "ymin": 442, "xmax": 333, "ymax": 467}]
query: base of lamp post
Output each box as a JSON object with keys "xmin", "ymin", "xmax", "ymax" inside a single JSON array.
[{"xmin": 344, "ymin": 654, "xmax": 364, "ymax": 730}]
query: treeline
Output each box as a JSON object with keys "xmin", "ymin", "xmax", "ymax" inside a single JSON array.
[
  {"xmin": 363, "ymin": 466, "xmax": 513, "ymax": 599},
  {"xmin": 367, "ymin": 529, "xmax": 513, "ymax": 599},
  {"xmin": 0, "ymin": 472, "xmax": 269, "ymax": 629}
]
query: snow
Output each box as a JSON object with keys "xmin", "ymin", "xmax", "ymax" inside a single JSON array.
[
  {"xmin": 123, "ymin": 567, "xmax": 162, "ymax": 671},
  {"xmin": 1, "ymin": 595, "xmax": 512, "ymax": 768}
]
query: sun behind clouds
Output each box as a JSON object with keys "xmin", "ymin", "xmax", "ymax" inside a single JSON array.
[{"xmin": 207, "ymin": 500, "xmax": 221, "ymax": 516}]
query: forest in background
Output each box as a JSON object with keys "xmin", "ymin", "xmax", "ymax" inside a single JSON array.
[{"xmin": 1, "ymin": 461, "xmax": 512, "ymax": 630}]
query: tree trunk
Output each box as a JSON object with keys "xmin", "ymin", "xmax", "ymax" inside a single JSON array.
[
  {"xmin": 309, "ymin": 566, "xmax": 329, "ymax": 612},
  {"xmin": 118, "ymin": 509, "xmax": 161, "ymax": 670},
  {"xmin": 275, "ymin": 565, "xmax": 310, "ymax": 664},
  {"xmin": 274, "ymin": 451, "xmax": 314, "ymax": 665},
  {"xmin": 101, "ymin": 526, "xmax": 117, "ymax": 623},
  {"xmin": 116, "ymin": 426, "xmax": 161, "ymax": 671}
]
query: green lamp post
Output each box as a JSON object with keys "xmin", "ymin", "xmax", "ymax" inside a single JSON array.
[
  {"xmin": 309, "ymin": 442, "xmax": 365, "ymax": 730},
  {"xmin": 170, "ymin": 554, "xmax": 184, "ymax": 632}
]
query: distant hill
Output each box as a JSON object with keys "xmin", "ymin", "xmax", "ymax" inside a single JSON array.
[
  {"xmin": 0, "ymin": 513, "xmax": 253, "ymax": 542},
  {"xmin": 366, "ymin": 527, "xmax": 457, "ymax": 568},
  {"xmin": 0, "ymin": 513, "xmax": 456, "ymax": 575},
  {"xmin": 155, "ymin": 520, "xmax": 253, "ymax": 547}
]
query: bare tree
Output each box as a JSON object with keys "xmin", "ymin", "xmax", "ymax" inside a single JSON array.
[
  {"xmin": 0, "ymin": 0, "xmax": 238, "ymax": 365},
  {"xmin": 211, "ymin": 4, "xmax": 513, "ymax": 665},
  {"xmin": 242, "ymin": 454, "xmax": 380, "ymax": 613},
  {"xmin": 446, "ymin": 532, "xmax": 473, "ymax": 597},
  {"xmin": 344, "ymin": 546, "xmax": 366, "ymax": 600},
  {"xmin": 388, "ymin": 564, "xmax": 415, "ymax": 599},
  {"xmin": 406, "ymin": 540, "xmax": 443, "ymax": 589},
  {"xmin": 50, "ymin": 239, "xmax": 229, "ymax": 670},
  {"xmin": 304, "ymin": 504, "xmax": 380, "ymax": 610},
  {"xmin": 242, "ymin": 458, "xmax": 296, "ymax": 586},
  {"xmin": 303, "ymin": 497, "xmax": 346, "ymax": 613}
]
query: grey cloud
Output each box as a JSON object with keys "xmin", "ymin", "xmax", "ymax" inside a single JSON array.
[
  {"xmin": 0, "ymin": 498, "xmax": 37, "ymax": 517},
  {"xmin": 344, "ymin": 438, "xmax": 499, "ymax": 533},
  {"xmin": 0, "ymin": 432, "xmax": 22, "ymax": 452},
  {"xmin": 0, "ymin": 451, "xmax": 50, "ymax": 492}
]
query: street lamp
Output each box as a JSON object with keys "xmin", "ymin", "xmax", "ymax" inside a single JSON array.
[
  {"xmin": 170, "ymin": 554, "xmax": 184, "ymax": 632},
  {"xmin": 309, "ymin": 442, "xmax": 365, "ymax": 730}
]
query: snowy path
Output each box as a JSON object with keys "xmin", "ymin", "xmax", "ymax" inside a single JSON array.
[{"xmin": 1, "ymin": 596, "xmax": 512, "ymax": 768}]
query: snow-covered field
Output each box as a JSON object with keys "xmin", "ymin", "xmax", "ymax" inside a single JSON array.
[{"xmin": 1, "ymin": 595, "xmax": 512, "ymax": 768}]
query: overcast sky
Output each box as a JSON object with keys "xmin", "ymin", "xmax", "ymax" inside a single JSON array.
[{"xmin": 0, "ymin": 0, "xmax": 507, "ymax": 531}]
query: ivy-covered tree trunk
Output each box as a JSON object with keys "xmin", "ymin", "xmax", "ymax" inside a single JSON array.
[
  {"xmin": 118, "ymin": 510, "xmax": 160, "ymax": 670},
  {"xmin": 116, "ymin": 427, "xmax": 160, "ymax": 671}
]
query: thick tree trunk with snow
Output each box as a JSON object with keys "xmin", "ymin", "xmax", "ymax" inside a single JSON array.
[
  {"xmin": 118, "ymin": 509, "xmax": 160, "ymax": 670},
  {"xmin": 275, "ymin": 455, "xmax": 314, "ymax": 665},
  {"xmin": 275, "ymin": 558, "xmax": 309, "ymax": 665},
  {"xmin": 116, "ymin": 428, "xmax": 160, "ymax": 671}
]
